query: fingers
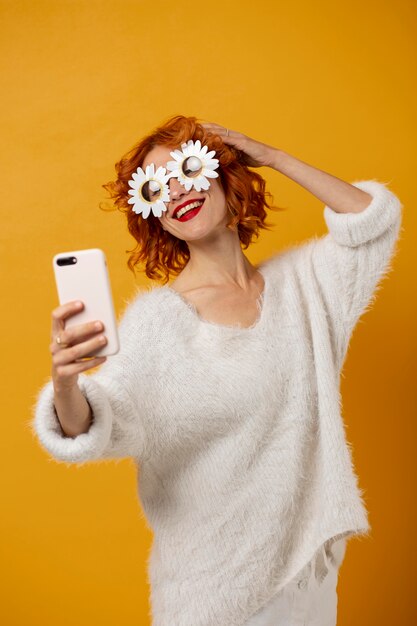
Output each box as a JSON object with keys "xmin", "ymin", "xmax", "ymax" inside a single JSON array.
[
  {"xmin": 202, "ymin": 123, "xmax": 247, "ymax": 157},
  {"xmin": 54, "ymin": 355, "xmax": 107, "ymax": 382},
  {"xmin": 51, "ymin": 301, "xmax": 84, "ymax": 336},
  {"xmin": 50, "ymin": 301, "xmax": 109, "ymax": 393},
  {"xmin": 52, "ymin": 333, "xmax": 108, "ymax": 389},
  {"xmin": 51, "ymin": 319, "xmax": 106, "ymax": 355},
  {"xmin": 53, "ymin": 333, "xmax": 107, "ymax": 366},
  {"xmin": 202, "ymin": 122, "xmax": 224, "ymax": 131},
  {"xmin": 202, "ymin": 123, "xmax": 271, "ymax": 168},
  {"xmin": 202, "ymin": 122, "xmax": 237, "ymax": 138}
]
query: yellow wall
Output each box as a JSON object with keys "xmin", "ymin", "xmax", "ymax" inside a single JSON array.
[{"xmin": 1, "ymin": 0, "xmax": 415, "ymax": 624}]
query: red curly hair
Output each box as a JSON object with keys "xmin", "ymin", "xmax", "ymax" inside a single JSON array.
[{"xmin": 102, "ymin": 115, "xmax": 284, "ymax": 285}]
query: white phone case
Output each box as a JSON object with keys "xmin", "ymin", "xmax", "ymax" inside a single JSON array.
[{"xmin": 52, "ymin": 248, "xmax": 120, "ymax": 357}]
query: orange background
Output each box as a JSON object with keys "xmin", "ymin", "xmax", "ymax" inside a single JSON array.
[{"xmin": 0, "ymin": 0, "xmax": 415, "ymax": 624}]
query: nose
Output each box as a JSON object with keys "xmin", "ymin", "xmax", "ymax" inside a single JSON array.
[{"xmin": 168, "ymin": 176, "xmax": 188, "ymax": 201}]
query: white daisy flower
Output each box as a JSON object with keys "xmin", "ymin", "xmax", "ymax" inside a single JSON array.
[
  {"xmin": 127, "ymin": 164, "xmax": 171, "ymax": 219},
  {"xmin": 166, "ymin": 139, "xmax": 219, "ymax": 192}
]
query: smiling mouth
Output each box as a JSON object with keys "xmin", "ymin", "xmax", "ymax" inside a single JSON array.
[{"xmin": 173, "ymin": 199, "xmax": 205, "ymax": 220}]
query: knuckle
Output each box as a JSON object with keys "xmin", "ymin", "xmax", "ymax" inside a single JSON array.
[
  {"xmin": 67, "ymin": 346, "xmax": 78, "ymax": 361},
  {"xmin": 55, "ymin": 365, "xmax": 65, "ymax": 377},
  {"xmin": 53, "ymin": 351, "xmax": 65, "ymax": 365},
  {"xmin": 53, "ymin": 353, "xmax": 63, "ymax": 367}
]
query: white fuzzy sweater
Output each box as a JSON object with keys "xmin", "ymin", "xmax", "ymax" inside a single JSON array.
[{"xmin": 33, "ymin": 180, "xmax": 403, "ymax": 626}]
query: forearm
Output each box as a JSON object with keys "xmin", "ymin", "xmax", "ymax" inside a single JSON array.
[
  {"xmin": 270, "ymin": 149, "xmax": 373, "ymax": 214},
  {"xmin": 53, "ymin": 385, "xmax": 93, "ymax": 438}
]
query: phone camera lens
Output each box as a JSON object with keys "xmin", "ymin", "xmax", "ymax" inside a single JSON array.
[{"xmin": 57, "ymin": 256, "xmax": 78, "ymax": 267}]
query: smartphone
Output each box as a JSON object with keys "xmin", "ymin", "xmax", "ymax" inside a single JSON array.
[{"xmin": 52, "ymin": 248, "xmax": 120, "ymax": 357}]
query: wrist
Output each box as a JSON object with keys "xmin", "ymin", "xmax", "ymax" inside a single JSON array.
[
  {"xmin": 268, "ymin": 148, "xmax": 288, "ymax": 171},
  {"xmin": 53, "ymin": 382, "xmax": 79, "ymax": 397}
]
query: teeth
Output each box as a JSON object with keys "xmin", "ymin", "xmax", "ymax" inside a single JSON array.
[{"xmin": 175, "ymin": 201, "xmax": 204, "ymax": 219}]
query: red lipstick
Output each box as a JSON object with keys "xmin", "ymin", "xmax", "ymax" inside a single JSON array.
[{"xmin": 172, "ymin": 198, "xmax": 205, "ymax": 219}]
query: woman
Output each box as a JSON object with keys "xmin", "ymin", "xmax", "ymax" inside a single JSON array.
[{"xmin": 33, "ymin": 116, "xmax": 403, "ymax": 626}]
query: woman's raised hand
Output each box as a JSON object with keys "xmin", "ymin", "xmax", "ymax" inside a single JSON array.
[
  {"xmin": 50, "ymin": 301, "xmax": 107, "ymax": 393},
  {"xmin": 202, "ymin": 122, "xmax": 278, "ymax": 169}
]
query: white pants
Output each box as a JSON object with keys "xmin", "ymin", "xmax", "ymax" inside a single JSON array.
[{"xmin": 243, "ymin": 537, "xmax": 347, "ymax": 626}]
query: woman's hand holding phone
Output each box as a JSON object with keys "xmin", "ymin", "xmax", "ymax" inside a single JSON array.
[
  {"xmin": 51, "ymin": 300, "xmax": 107, "ymax": 389},
  {"xmin": 50, "ymin": 300, "xmax": 107, "ymax": 437},
  {"xmin": 50, "ymin": 248, "xmax": 119, "ymax": 437}
]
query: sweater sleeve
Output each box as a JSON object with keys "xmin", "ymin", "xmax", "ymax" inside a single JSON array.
[
  {"xmin": 294, "ymin": 180, "xmax": 403, "ymax": 369},
  {"xmin": 32, "ymin": 293, "xmax": 150, "ymax": 465}
]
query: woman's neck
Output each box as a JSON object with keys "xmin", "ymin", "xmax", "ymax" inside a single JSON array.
[{"xmin": 172, "ymin": 231, "xmax": 259, "ymax": 293}]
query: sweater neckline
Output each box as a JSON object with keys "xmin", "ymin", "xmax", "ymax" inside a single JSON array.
[{"xmin": 163, "ymin": 261, "xmax": 270, "ymax": 334}]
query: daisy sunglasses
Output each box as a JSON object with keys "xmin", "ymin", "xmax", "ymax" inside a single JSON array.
[{"xmin": 127, "ymin": 140, "xmax": 220, "ymax": 219}]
